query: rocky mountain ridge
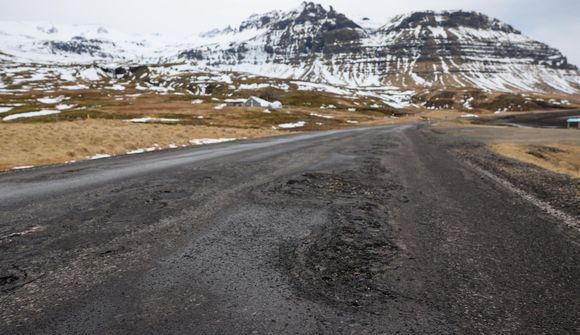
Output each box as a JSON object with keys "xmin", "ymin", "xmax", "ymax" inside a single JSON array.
[
  {"xmin": 178, "ymin": 3, "xmax": 578, "ymax": 94},
  {"xmin": 0, "ymin": 2, "xmax": 578, "ymax": 96}
]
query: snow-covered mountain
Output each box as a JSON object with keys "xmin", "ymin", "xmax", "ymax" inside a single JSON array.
[
  {"xmin": 0, "ymin": 2, "xmax": 578, "ymax": 96},
  {"xmin": 0, "ymin": 21, "xmax": 192, "ymax": 63},
  {"xmin": 179, "ymin": 3, "xmax": 579, "ymax": 94}
]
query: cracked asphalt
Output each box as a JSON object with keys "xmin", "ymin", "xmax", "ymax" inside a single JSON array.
[{"xmin": 1, "ymin": 124, "xmax": 578, "ymax": 334}]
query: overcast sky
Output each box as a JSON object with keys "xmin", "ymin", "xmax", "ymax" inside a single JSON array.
[{"xmin": 1, "ymin": 0, "xmax": 579, "ymax": 65}]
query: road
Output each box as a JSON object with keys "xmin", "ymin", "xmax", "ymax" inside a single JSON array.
[{"xmin": 1, "ymin": 124, "xmax": 578, "ymax": 334}]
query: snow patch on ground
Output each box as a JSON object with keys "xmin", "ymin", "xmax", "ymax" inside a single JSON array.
[
  {"xmin": 126, "ymin": 117, "xmax": 181, "ymax": 123},
  {"xmin": 3, "ymin": 110, "xmax": 61, "ymax": 121},
  {"xmin": 60, "ymin": 84, "xmax": 89, "ymax": 90},
  {"xmin": 80, "ymin": 67, "xmax": 102, "ymax": 81},
  {"xmin": 310, "ymin": 113, "xmax": 334, "ymax": 119},
  {"xmin": 127, "ymin": 148, "xmax": 147, "ymax": 155},
  {"xmin": 238, "ymin": 83, "xmax": 271, "ymax": 90},
  {"xmin": 278, "ymin": 121, "xmax": 306, "ymax": 129},
  {"xmin": 462, "ymin": 97, "xmax": 475, "ymax": 110},
  {"xmin": 190, "ymin": 138, "xmax": 237, "ymax": 145},
  {"xmin": 107, "ymin": 84, "xmax": 125, "ymax": 91},
  {"xmin": 127, "ymin": 144, "xmax": 161, "ymax": 154},
  {"xmin": 56, "ymin": 104, "xmax": 75, "ymax": 110},
  {"xmin": 89, "ymin": 154, "xmax": 112, "ymax": 160},
  {"xmin": 12, "ymin": 165, "xmax": 34, "ymax": 170},
  {"xmin": 37, "ymin": 96, "xmax": 66, "ymax": 104},
  {"xmin": 293, "ymin": 81, "xmax": 351, "ymax": 96}
]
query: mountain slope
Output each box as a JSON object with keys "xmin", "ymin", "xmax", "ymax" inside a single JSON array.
[
  {"xmin": 369, "ymin": 11, "xmax": 578, "ymax": 93},
  {"xmin": 179, "ymin": 4, "xmax": 579, "ymax": 94},
  {"xmin": 0, "ymin": 2, "xmax": 578, "ymax": 98}
]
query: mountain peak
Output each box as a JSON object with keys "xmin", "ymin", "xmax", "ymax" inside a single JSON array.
[
  {"xmin": 236, "ymin": 2, "xmax": 332, "ymax": 33},
  {"xmin": 289, "ymin": 2, "xmax": 361, "ymax": 30},
  {"xmin": 239, "ymin": 10, "xmax": 281, "ymax": 32},
  {"xmin": 298, "ymin": 1, "xmax": 327, "ymax": 13}
]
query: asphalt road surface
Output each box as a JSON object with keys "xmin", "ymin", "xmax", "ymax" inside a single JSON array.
[{"xmin": 1, "ymin": 124, "xmax": 578, "ymax": 334}]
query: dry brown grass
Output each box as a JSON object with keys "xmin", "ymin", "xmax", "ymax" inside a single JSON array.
[
  {"xmin": 0, "ymin": 120, "xmax": 279, "ymax": 170},
  {"xmin": 491, "ymin": 143, "xmax": 580, "ymax": 178},
  {"xmin": 423, "ymin": 109, "xmax": 478, "ymax": 120},
  {"xmin": 0, "ymin": 97, "xmax": 419, "ymax": 170}
]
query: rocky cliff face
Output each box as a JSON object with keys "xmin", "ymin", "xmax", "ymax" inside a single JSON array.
[
  {"xmin": 179, "ymin": 3, "xmax": 579, "ymax": 94},
  {"xmin": 367, "ymin": 11, "xmax": 577, "ymax": 91},
  {"xmin": 184, "ymin": 3, "xmax": 366, "ymax": 67}
]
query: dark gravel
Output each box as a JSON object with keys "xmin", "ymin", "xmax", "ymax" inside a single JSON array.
[{"xmin": 453, "ymin": 142, "xmax": 580, "ymax": 219}]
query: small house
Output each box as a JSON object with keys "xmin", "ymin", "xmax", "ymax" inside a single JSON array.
[
  {"xmin": 224, "ymin": 96, "xmax": 282, "ymax": 109},
  {"xmin": 221, "ymin": 96, "xmax": 283, "ymax": 109},
  {"xmin": 244, "ymin": 96, "xmax": 273, "ymax": 108},
  {"xmin": 225, "ymin": 98, "xmax": 247, "ymax": 107},
  {"xmin": 244, "ymin": 96, "xmax": 283, "ymax": 109},
  {"xmin": 567, "ymin": 117, "xmax": 580, "ymax": 129}
]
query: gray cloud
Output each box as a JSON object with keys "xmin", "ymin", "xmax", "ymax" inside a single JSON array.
[{"xmin": 0, "ymin": 0, "xmax": 578, "ymax": 65}]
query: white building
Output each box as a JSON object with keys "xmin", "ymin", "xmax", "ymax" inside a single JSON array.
[
  {"xmin": 243, "ymin": 96, "xmax": 283, "ymax": 109},
  {"xmin": 223, "ymin": 96, "xmax": 283, "ymax": 109}
]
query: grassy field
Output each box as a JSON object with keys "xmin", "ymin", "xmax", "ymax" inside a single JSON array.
[
  {"xmin": 3, "ymin": 92, "xmax": 575, "ymax": 171},
  {"xmin": 433, "ymin": 121, "xmax": 580, "ymax": 179},
  {"xmin": 2, "ymin": 64, "xmax": 578, "ymax": 171},
  {"xmin": 0, "ymin": 85, "xmax": 402, "ymax": 170},
  {"xmin": 491, "ymin": 143, "xmax": 580, "ymax": 178},
  {"xmin": 0, "ymin": 120, "xmax": 281, "ymax": 170},
  {"xmin": 0, "ymin": 94, "xmax": 417, "ymax": 170}
]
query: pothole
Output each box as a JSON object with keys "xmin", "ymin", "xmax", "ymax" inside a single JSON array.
[
  {"xmin": 0, "ymin": 266, "xmax": 28, "ymax": 292},
  {"xmin": 282, "ymin": 201, "xmax": 401, "ymax": 310},
  {"xmin": 268, "ymin": 172, "xmax": 391, "ymax": 200}
]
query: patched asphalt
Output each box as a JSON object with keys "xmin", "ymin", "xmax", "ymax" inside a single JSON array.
[{"xmin": 1, "ymin": 124, "xmax": 579, "ymax": 334}]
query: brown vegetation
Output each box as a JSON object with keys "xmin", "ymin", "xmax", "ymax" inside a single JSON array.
[
  {"xmin": 0, "ymin": 120, "xmax": 279, "ymax": 170},
  {"xmin": 491, "ymin": 143, "xmax": 580, "ymax": 178}
]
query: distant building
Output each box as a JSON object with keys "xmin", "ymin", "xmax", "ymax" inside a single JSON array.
[
  {"xmin": 244, "ymin": 96, "xmax": 273, "ymax": 108},
  {"xmin": 224, "ymin": 98, "xmax": 246, "ymax": 107},
  {"xmin": 567, "ymin": 117, "xmax": 580, "ymax": 129},
  {"xmin": 225, "ymin": 96, "xmax": 283, "ymax": 109}
]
